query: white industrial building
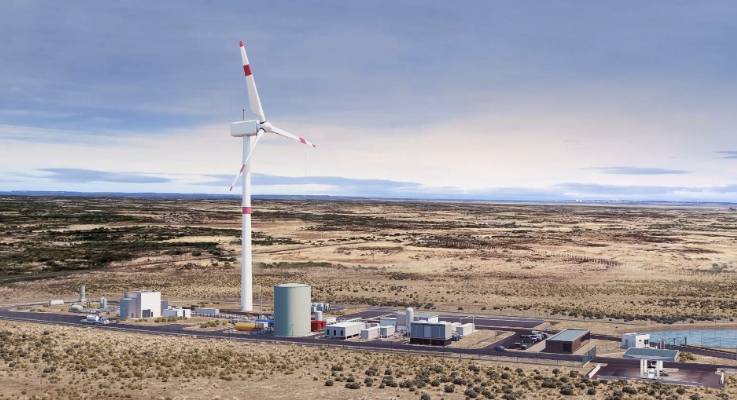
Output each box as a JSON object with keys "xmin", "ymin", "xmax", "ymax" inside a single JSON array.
[
  {"xmin": 622, "ymin": 333, "xmax": 650, "ymax": 349},
  {"xmin": 380, "ymin": 317, "xmax": 397, "ymax": 327},
  {"xmin": 162, "ymin": 307, "xmax": 192, "ymax": 319},
  {"xmin": 119, "ymin": 291, "xmax": 162, "ymax": 319},
  {"xmin": 360, "ymin": 325, "xmax": 380, "ymax": 340},
  {"xmin": 325, "ymin": 321, "xmax": 365, "ymax": 339}
]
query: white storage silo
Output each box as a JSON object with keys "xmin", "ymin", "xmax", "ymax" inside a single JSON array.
[
  {"xmin": 405, "ymin": 307, "xmax": 415, "ymax": 335},
  {"xmin": 274, "ymin": 283, "xmax": 311, "ymax": 337}
]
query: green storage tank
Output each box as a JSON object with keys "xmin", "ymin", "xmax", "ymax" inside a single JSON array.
[{"xmin": 273, "ymin": 283, "xmax": 311, "ymax": 337}]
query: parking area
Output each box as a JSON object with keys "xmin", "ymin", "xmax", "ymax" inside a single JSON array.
[{"xmin": 595, "ymin": 362, "xmax": 724, "ymax": 388}]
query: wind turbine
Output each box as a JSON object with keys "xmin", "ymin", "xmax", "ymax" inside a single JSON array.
[{"xmin": 228, "ymin": 40, "xmax": 316, "ymax": 312}]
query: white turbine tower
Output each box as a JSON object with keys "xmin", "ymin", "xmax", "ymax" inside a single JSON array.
[{"xmin": 228, "ymin": 40, "xmax": 316, "ymax": 312}]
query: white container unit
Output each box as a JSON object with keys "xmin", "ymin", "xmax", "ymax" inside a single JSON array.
[
  {"xmin": 379, "ymin": 317, "xmax": 397, "ymax": 327},
  {"xmin": 48, "ymin": 299, "xmax": 64, "ymax": 306},
  {"xmin": 380, "ymin": 325, "xmax": 395, "ymax": 338},
  {"xmin": 162, "ymin": 308, "xmax": 192, "ymax": 319},
  {"xmin": 360, "ymin": 326, "xmax": 380, "ymax": 340},
  {"xmin": 455, "ymin": 322, "xmax": 475, "ymax": 338},
  {"xmin": 325, "ymin": 321, "xmax": 365, "ymax": 339},
  {"xmin": 622, "ymin": 333, "xmax": 651, "ymax": 349}
]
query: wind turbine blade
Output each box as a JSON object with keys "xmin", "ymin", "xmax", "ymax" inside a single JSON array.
[
  {"xmin": 240, "ymin": 40, "xmax": 266, "ymax": 122},
  {"xmin": 267, "ymin": 125, "xmax": 317, "ymax": 148},
  {"xmin": 228, "ymin": 164, "xmax": 245, "ymax": 192},
  {"xmin": 227, "ymin": 132, "xmax": 264, "ymax": 191}
]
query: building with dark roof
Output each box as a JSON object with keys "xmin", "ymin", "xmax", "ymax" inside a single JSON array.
[{"xmin": 544, "ymin": 329, "xmax": 590, "ymax": 354}]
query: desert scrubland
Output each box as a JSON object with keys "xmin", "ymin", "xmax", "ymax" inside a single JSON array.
[
  {"xmin": 1, "ymin": 196, "xmax": 737, "ymax": 399},
  {"xmin": 1, "ymin": 196, "xmax": 736, "ymax": 326},
  {"xmin": 0, "ymin": 319, "xmax": 731, "ymax": 400}
]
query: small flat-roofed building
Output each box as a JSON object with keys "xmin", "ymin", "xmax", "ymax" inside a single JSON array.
[
  {"xmin": 360, "ymin": 325, "xmax": 380, "ymax": 340},
  {"xmin": 622, "ymin": 333, "xmax": 650, "ymax": 349},
  {"xmin": 380, "ymin": 325, "xmax": 395, "ymax": 338},
  {"xmin": 623, "ymin": 348, "xmax": 679, "ymax": 379},
  {"xmin": 455, "ymin": 322, "xmax": 475, "ymax": 338},
  {"xmin": 325, "ymin": 321, "xmax": 365, "ymax": 339},
  {"xmin": 544, "ymin": 329, "xmax": 590, "ymax": 354},
  {"xmin": 162, "ymin": 307, "xmax": 192, "ymax": 319},
  {"xmin": 409, "ymin": 321, "xmax": 453, "ymax": 346}
]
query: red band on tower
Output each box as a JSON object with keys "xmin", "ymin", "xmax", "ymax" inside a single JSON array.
[{"xmin": 242, "ymin": 207, "xmax": 252, "ymax": 215}]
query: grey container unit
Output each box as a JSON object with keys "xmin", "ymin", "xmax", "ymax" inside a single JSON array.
[
  {"xmin": 409, "ymin": 321, "xmax": 453, "ymax": 346},
  {"xmin": 273, "ymin": 283, "xmax": 311, "ymax": 337}
]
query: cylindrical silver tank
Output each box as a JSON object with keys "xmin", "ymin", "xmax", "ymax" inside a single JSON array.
[
  {"xmin": 100, "ymin": 297, "xmax": 108, "ymax": 309},
  {"xmin": 314, "ymin": 310, "xmax": 323, "ymax": 321},
  {"xmin": 80, "ymin": 285, "xmax": 86, "ymax": 303},
  {"xmin": 119, "ymin": 298, "xmax": 133, "ymax": 320},
  {"xmin": 273, "ymin": 283, "xmax": 311, "ymax": 337}
]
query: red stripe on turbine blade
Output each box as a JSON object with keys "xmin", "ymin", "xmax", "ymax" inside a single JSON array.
[
  {"xmin": 239, "ymin": 40, "xmax": 244, "ymax": 48},
  {"xmin": 242, "ymin": 207, "xmax": 252, "ymax": 215},
  {"xmin": 243, "ymin": 64, "xmax": 252, "ymax": 76},
  {"xmin": 239, "ymin": 164, "xmax": 245, "ymax": 173},
  {"xmin": 299, "ymin": 137, "xmax": 307, "ymax": 144}
]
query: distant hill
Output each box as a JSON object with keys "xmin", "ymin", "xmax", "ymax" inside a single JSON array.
[{"xmin": 0, "ymin": 190, "xmax": 735, "ymax": 207}]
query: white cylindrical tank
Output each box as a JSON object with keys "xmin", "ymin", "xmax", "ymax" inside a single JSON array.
[
  {"xmin": 405, "ymin": 307, "xmax": 414, "ymax": 336},
  {"xmin": 314, "ymin": 310, "xmax": 323, "ymax": 321},
  {"xmin": 100, "ymin": 297, "xmax": 108, "ymax": 309},
  {"xmin": 273, "ymin": 283, "xmax": 311, "ymax": 337},
  {"xmin": 69, "ymin": 304, "xmax": 84, "ymax": 313},
  {"xmin": 80, "ymin": 285, "xmax": 86, "ymax": 303}
]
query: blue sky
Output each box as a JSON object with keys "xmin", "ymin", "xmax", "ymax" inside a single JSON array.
[{"xmin": 1, "ymin": 1, "xmax": 737, "ymax": 201}]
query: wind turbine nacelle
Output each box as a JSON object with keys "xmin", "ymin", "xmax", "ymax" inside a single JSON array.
[{"xmin": 231, "ymin": 120, "xmax": 261, "ymax": 137}]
